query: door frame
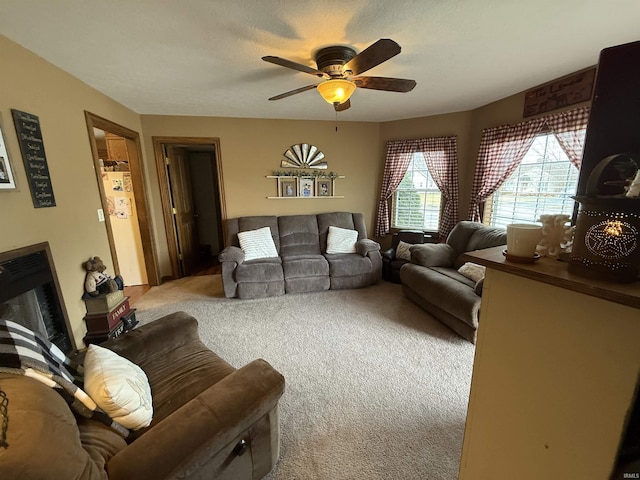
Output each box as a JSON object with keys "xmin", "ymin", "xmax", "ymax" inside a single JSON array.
[
  {"xmin": 152, "ymin": 136, "xmax": 227, "ymax": 280},
  {"xmin": 84, "ymin": 111, "xmax": 160, "ymax": 286}
]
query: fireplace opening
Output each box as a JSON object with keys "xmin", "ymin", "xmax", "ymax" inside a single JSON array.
[{"xmin": 0, "ymin": 243, "xmax": 74, "ymax": 354}]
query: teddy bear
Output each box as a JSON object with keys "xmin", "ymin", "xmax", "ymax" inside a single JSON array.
[{"xmin": 83, "ymin": 256, "xmax": 124, "ymax": 297}]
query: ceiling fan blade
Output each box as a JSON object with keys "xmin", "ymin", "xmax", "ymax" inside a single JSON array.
[
  {"xmin": 334, "ymin": 99, "xmax": 351, "ymax": 112},
  {"xmin": 352, "ymin": 76, "xmax": 416, "ymax": 92},
  {"xmin": 262, "ymin": 56, "xmax": 328, "ymax": 78},
  {"xmin": 268, "ymin": 84, "xmax": 318, "ymax": 101},
  {"xmin": 343, "ymin": 39, "xmax": 401, "ymax": 76}
]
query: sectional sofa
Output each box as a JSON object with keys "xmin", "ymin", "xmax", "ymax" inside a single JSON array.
[{"xmin": 219, "ymin": 212, "xmax": 381, "ymax": 299}]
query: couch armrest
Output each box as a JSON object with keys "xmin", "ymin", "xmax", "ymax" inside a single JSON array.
[
  {"xmin": 382, "ymin": 247, "xmax": 395, "ymax": 260},
  {"xmin": 356, "ymin": 238, "xmax": 380, "ymax": 257},
  {"xmin": 219, "ymin": 247, "xmax": 244, "ymax": 298},
  {"xmin": 410, "ymin": 243, "xmax": 457, "ymax": 267},
  {"xmin": 107, "ymin": 359, "xmax": 285, "ymax": 480},
  {"xmin": 219, "ymin": 245, "xmax": 245, "ymax": 264}
]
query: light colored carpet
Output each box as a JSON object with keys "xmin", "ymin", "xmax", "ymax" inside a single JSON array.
[{"xmin": 134, "ymin": 276, "xmax": 475, "ymax": 480}]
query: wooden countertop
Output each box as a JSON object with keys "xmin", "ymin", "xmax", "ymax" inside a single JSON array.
[{"xmin": 461, "ymin": 246, "xmax": 640, "ymax": 310}]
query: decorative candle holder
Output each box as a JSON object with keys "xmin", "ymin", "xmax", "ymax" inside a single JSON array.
[{"xmin": 569, "ymin": 154, "xmax": 640, "ymax": 283}]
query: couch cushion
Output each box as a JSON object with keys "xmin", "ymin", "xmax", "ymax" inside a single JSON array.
[
  {"xmin": 325, "ymin": 253, "xmax": 372, "ymax": 277},
  {"xmin": 411, "ymin": 243, "xmax": 457, "ymax": 268},
  {"xmin": 238, "ymin": 226, "xmax": 279, "ymax": 261},
  {"xmin": 466, "ymin": 227, "xmax": 507, "ymax": 252},
  {"xmin": 285, "ymin": 276, "xmax": 330, "ymax": 294},
  {"xmin": 400, "ymin": 264, "xmax": 481, "ymax": 328},
  {"xmin": 136, "ymin": 344, "xmax": 236, "ymax": 430},
  {"xmin": 235, "ymin": 258, "xmax": 284, "ymax": 283},
  {"xmin": 278, "ymin": 215, "xmax": 321, "ymax": 256},
  {"xmin": 78, "ymin": 417, "xmax": 129, "ymax": 474},
  {"xmin": 237, "ymin": 281, "xmax": 285, "ymax": 299},
  {"xmin": 430, "ymin": 266, "xmax": 477, "ymax": 289},
  {"xmin": 83, "ymin": 344, "xmax": 153, "ymax": 430},
  {"xmin": 282, "ymin": 254, "xmax": 329, "ymax": 279}
]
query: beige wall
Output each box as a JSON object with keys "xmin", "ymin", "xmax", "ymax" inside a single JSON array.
[
  {"xmin": 1, "ymin": 33, "xmax": 592, "ymax": 349},
  {"xmin": 0, "ymin": 35, "xmax": 144, "ymax": 349},
  {"xmin": 139, "ymin": 116, "xmax": 382, "ymax": 277}
]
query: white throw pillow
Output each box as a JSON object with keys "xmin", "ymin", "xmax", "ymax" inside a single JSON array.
[
  {"xmin": 237, "ymin": 226, "xmax": 278, "ymax": 261},
  {"xmin": 326, "ymin": 226, "xmax": 358, "ymax": 254},
  {"xmin": 83, "ymin": 344, "xmax": 153, "ymax": 430},
  {"xmin": 395, "ymin": 241, "xmax": 413, "ymax": 261},
  {"xmin": 457, "ymin": 262, "xmax": 486, "ymax": 283}
]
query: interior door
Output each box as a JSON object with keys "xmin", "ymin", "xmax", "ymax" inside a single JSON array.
[{"xmin": 166, "ymin": 146, "xmax": 199, "ymax": 276}]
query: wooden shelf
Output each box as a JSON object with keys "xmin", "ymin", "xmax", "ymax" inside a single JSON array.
[
  {"xmin": 267, "ymin": 175, "xmax": 345, "ymax": 199},
  {"xmin": 267, "ymin": 195, "xmax": 345, "ymax": 199}
]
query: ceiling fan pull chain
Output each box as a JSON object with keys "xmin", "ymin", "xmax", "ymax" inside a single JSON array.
[{"xmin": 335, "ymin": 110, "xmax": 338, "ymax": 133}]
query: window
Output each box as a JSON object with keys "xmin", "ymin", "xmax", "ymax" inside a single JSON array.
[
  {"xmin": 484, "ymin": 132, "xmax": 583, "ymax": 229},
  {"xmin": 392, "ymin": 153, "xmax": 442, "ymax": 230}
]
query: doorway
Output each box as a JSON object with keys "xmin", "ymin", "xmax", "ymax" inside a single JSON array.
[
  {"xmin": 84, "ymin": 112, "xmax": 159, "ymax": 287},
  {"xmin": 153, "ymin": 137, "xmax": 226, "ymax": 279}
]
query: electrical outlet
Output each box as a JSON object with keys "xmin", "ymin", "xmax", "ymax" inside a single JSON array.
[{"xmin": 97, "ymin": 208, "xmax": 105, "ymax": 222}]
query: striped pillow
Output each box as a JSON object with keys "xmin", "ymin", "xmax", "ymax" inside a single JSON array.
[
  {"xmin": 238, "ymin": 226, "xmax": 278, "ymax": 261},
  {"xmin": 326, "ymin": 226, "xmax": 358, "ymax": 254}
]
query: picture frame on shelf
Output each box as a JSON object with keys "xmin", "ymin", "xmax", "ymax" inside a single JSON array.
[
  {"xmin": 299, "ymin": 177, "xmax": 314, "ymax": 197},
  {"xmin": 280, "ymin": 178, "xmax": 297, "ymax": 197},
  {"xmin": 0, "ymin": 123, "xmax": 17, "ymax": 190},
  {"xmin": 317, "ymin": 178, "xmax": 332, "ymax": 196}
]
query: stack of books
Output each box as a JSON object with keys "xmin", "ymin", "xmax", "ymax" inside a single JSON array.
[{"xmin": 82, "ymin": 290, "xmax": 138, "ymax": 345}]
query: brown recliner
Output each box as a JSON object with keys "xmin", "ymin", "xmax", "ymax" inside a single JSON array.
[{"xmin": 0, "ymin": 311, "xmax": 285, "ymax": 480}]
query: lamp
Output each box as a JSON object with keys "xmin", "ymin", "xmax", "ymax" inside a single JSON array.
[{"xmin": 317, "ymin": 79, "xmax": 356, "ymax": 105}]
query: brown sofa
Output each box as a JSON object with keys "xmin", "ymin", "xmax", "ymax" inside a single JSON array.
[
  {"xmin": 219, "ymin": 212, "xmax": 381, "ymax": 299},
  {"xmin": 0, "ymin": 311, "xmax": 285, "ymax": 479},
  {"xmin": 400, "ymin": 221, "xmax": 506, "ymax": 343}
]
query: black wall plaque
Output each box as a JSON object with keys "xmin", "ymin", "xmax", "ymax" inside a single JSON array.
[{"xmin": 11, "ymin": 109, "xmax": 56, "ymax": 208}]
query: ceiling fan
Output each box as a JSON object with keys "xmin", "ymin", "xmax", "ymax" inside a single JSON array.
[{"xmin": 262, "ymin": 38, "xmax": 416, "ymax": 112}]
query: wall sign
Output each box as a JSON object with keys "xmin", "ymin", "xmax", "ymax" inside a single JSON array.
[
  {"xmin": 11, "ymin": 109, "xmax": 56, "ymax": 208},
  {"xmin": 523, "ymin": 68, "xmax": 596, "ymax": 118}
]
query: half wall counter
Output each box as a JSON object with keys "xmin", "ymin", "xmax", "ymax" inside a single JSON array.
[{"xmin": 458, "ymin": 246, "xmax": 640, "ymax": 480}]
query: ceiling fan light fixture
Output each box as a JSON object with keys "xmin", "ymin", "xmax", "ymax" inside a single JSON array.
[{"xmin": 317, "ymin": 79, "xmax": 356, "ymax": 105}]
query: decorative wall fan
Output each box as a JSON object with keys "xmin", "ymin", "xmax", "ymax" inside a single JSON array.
[
  {"xmin": 282, "ymin": 143, "xmax": 327, "ymax": 169},
  {"xmin": 262, "ymin": 38, "xmax": 416, "ymax": 111}
]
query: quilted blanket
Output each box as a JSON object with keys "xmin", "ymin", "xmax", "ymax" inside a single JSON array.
[{"xmin": 0, "ymin": 319, "xmax": 128, "ymax": 438}]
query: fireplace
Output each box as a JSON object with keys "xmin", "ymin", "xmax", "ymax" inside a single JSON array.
[{"xmin": 0, "ymin": 242, "xmax": 74, "ymax": 354}]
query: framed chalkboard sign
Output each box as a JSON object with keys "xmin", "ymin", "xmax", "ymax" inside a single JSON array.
[{"xmin": 11, "ymin": 109, "xmax": 56, "ymax": 208}]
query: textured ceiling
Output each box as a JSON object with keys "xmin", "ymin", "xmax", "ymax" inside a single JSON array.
[{"xmin": 2, "ymin": 0, "xmax": 640, "ymax": 122}]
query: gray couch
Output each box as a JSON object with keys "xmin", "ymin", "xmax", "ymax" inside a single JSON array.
[
  {"xmin": 400, "ymin": 221, "xmax": 506, "ymax": 343},
  {"xmin": 219, "ymin": 212, "xmax": 381, "ymax": 299}
]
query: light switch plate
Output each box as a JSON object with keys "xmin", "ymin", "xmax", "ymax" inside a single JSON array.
[{"xmin": 97, "ymin": 208, "xmax": 105, "ymax": 222}]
